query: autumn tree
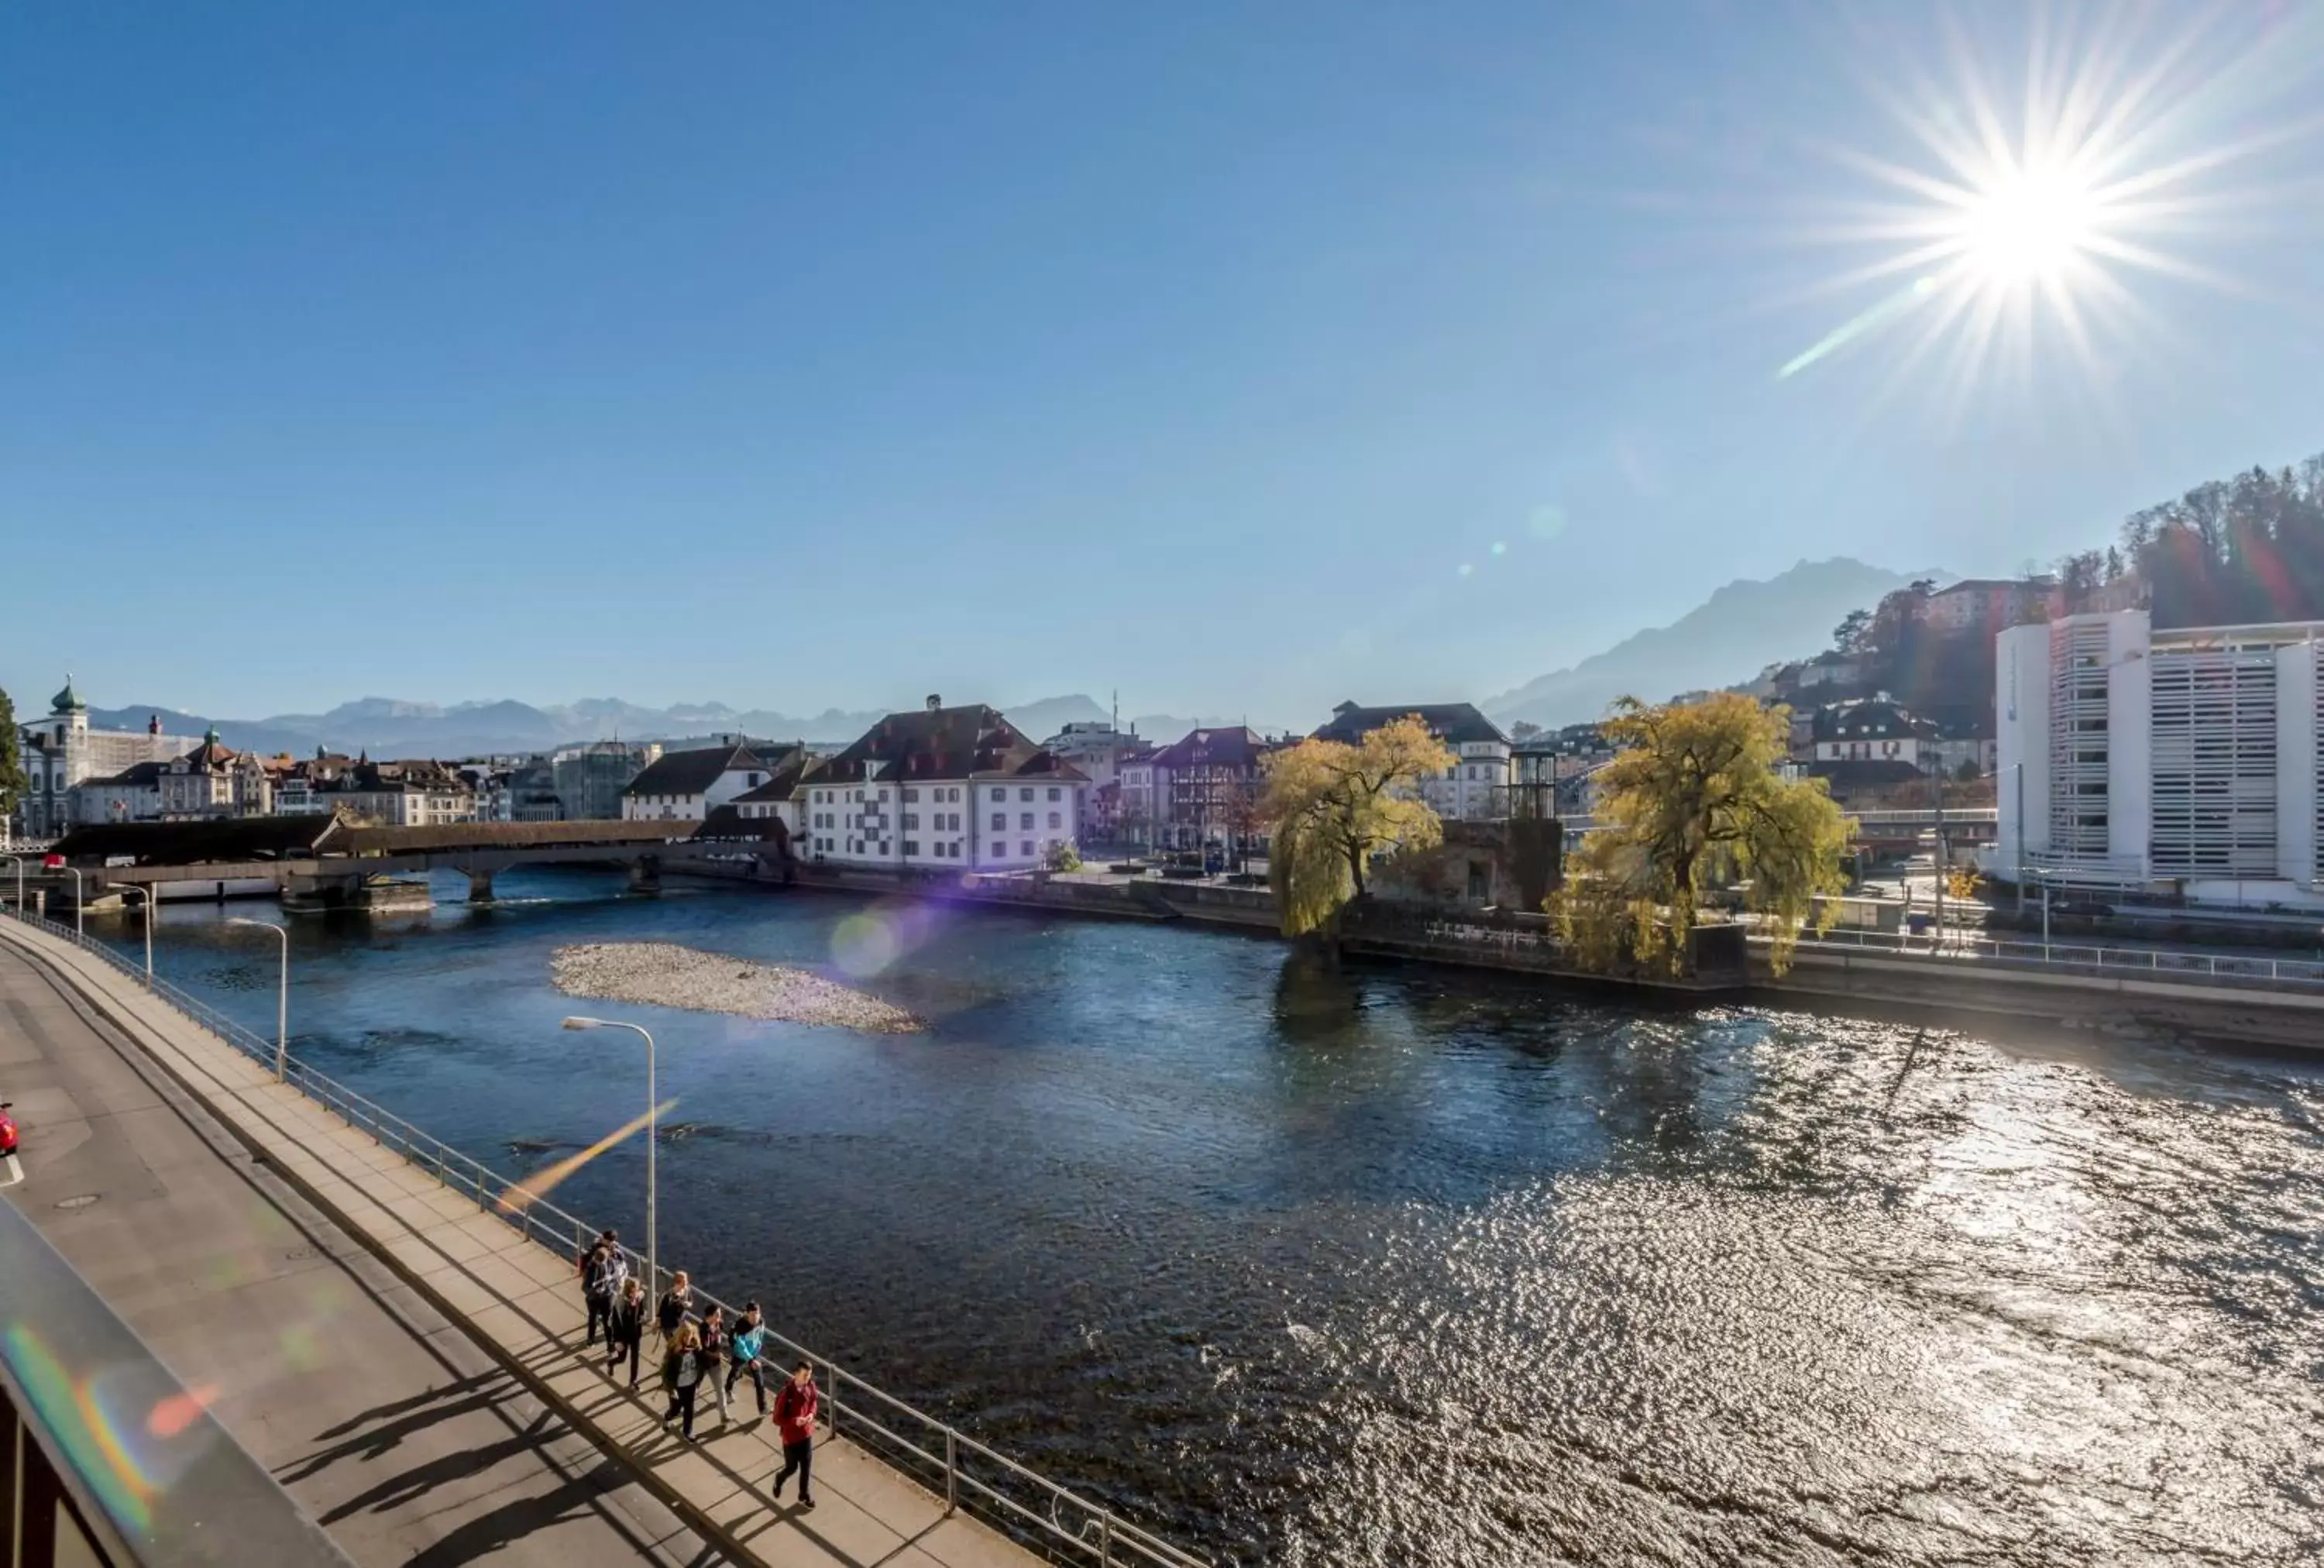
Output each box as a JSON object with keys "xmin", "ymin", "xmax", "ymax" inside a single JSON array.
[
  {"xmin": 1260, "ymin": 715, "xmax": 1456, "ymax": 937},
  {"xmin": 1552, "ymin": 693, "xmax": 1851, "ymax": 975},
  {"xmin": 0, "ymin": 686, "xmax": 25, "ymax": 827}
]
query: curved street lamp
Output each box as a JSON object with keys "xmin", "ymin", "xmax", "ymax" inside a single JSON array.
[
  {"xmin": 119, "ymin": 885, "xmax": 155, "ymax": 979},
  {"xmin": 225, "ymin": 917, "xmax": 289, "ymax": 1081},
  {"xmin": 562, "ymin": 1015, "xmax": 658, "ymax": 1301}
]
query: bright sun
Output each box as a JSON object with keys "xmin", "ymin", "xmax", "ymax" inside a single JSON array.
[
  {"xmin": 1953, "ymin": 161, "xmax": 2102, "ymax": 287},
  {"xmin": 1772, "ymin": 2, "xmax": 2322, "ymax": 403}
]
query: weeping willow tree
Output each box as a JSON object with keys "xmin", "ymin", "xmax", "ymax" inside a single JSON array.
[
  {"xmin": 1552, "ymin": 693, "xmax": 1851, "ymax": 976},
  {"xmin": 1261, "ymin": 715, "xmax": 1456, "ymax": 937}
]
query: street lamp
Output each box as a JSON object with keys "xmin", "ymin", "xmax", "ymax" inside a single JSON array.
[
  {"xmin": 119, "ymin": 885, "xmax": 155, "ymax": 979},
  {"xmin": 562, "ymin": 1016, "xmax": 658, "ymax": 1301},
  {"xmin": 57, "ymin": 865, "xmax": 84, "ymax": 937},
  {"xmin": 225, "ymin": 917, "xmax": 289, "ymax": 1081}
]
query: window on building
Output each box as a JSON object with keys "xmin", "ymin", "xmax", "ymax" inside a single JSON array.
[
  {"xmin": 1047, "ymin": 786, "xmax": 1060, "ymax": 801},
  {"xmin": 903, "ymin": 813, "xmax": 919, "ymax": 828},
  {"xmin": 904, "ymin": 841, "xmax": 920, "ymax": 856},
  {"xmin": 1019, "ymin": 787, "xmax": 1033, "ymax": 802},
  {"xmin": 1048, "ymin": 812, "xmax": 1061, "ymax": 829},
  {"xmin": 1019, "ymin": 841, "xmax": 1033, "ymax": 858},
  {"xmin": 1020, "ymin": 813, "xmax": 1033, "ymax": 830},
  {"xmin": 904, "ymin": 788, "xmax": 919, "ymax": 802},
  {"xmin": 992, "ymin": 812, "xmax": 1006, "ymax": 830}
]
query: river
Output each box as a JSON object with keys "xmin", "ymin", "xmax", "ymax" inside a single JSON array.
[{"xmin": 92, "ymin": 872, "xmax": 2324, "ymax": 1566}]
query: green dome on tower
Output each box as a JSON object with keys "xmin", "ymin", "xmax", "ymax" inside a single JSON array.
[{"xmin": 50, "ymin": 676, "xmax": 87, "ymax": 714}]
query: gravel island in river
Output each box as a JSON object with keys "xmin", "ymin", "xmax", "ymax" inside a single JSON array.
[{"xmin": 551, "ymin": 940, "xmax": 924, "ymax": 1033}]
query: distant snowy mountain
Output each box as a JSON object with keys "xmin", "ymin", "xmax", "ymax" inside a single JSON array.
[
  {"xmin": 1486, "ymin": 559, "xmax": 1933, "ymax": 731},
  {"xmin": 82, "ymin": 690, "xmax": 1227, "ymax": 758}
]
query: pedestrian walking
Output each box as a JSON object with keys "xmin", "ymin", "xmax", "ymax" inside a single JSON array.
[
  {"xmin": 576, "ymin": 1227, "xmax": 617, "ymax": 1280},
  {"xmin": 655, "ymin": 1269, "xmax": 694, "ymax": 1351},
  {"xmin": 661, "ymin": 1324, "xmax": 706, "ymax": 1441},
  {"xmin": 607, "ymin": 1277, "xmax": 648, "ymax": 1388},
  {"xmin": 583, "ymin": 1242, "xmax": 627, "ymax": 1347},
  {"xmin": 696, "ymin": 1305, "xmax": 731, "ymax": 1425},
  {"xmin": 725, "ymin": 1302, "xmax": 770, "ymax": 1415},
  {"xmin": 769, "ymin": 1361, "xmax": 819, "ymax": 1510}
]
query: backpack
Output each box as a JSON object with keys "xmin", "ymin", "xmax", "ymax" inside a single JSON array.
[{"xmin": 589, "ymin": 1251, "xmax": 628, "ymax": 1297}]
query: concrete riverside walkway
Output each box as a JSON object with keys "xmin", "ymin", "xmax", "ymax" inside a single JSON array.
[
  {"xmin": 0, "ymin": 937, "xmax": 719, "ymax": 1566},
  {"xmin": 0, "ymin": 918, "xmax": 1044, "ymax": 1568}
]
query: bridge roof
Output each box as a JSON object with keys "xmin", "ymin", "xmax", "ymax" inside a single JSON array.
[
  {"xmin": 50, "ymin": 814, "xmax": 345, "ymax": 865},
  {"xmin": 332, "ymin": 820, "xmax": 703, "ymax": 855}
]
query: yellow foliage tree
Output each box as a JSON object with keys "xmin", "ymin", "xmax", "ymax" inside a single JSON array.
[
  {"xmin": 1260, "ymin": 715, "xmax": 1457, "ymax": 937},
  {"xmin": 1553, "ymin": 693, "xmax": 1851, "ymax": 975}
]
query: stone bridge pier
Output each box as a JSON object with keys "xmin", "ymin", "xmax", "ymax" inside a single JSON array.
[
  {"xmin": 462, "ymin": 868, "xmax": 497, "ymax": 903},
  {"xmin": 626, "ymin": 855, "xmax": 662, "ymax": 894}
]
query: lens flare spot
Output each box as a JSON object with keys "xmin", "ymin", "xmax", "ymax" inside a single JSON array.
[
  {"xmin": 1457, "ymin": 562, "xmax": 1474, "ymax": 578},
  {"xmin": 1490, "ymin": 541, "xmax": 1508, "ymax": 557},
  {"xmin": 147, "ymin": 1386, "xmax": 218, "ymax": 1439},
  {"xmin": 832, "ymin": 913, "xmax": 900, "ymax": 978},
  {"xmin": 1528, "ymin": 506, "xmax": 1566, "ymax": 542}
]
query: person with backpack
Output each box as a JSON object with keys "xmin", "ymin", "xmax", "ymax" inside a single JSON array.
[
  {"xmin": 696, "ymin": 1305, "xmax": 731, "ymax": 1425},
  {"xmin": 606, "ymin": 1277, "xmax": 648, "ymax": 1388},
  {"xmin": 583, "ymin": 1243, "xmax": 627, "ymax": 1347},
  {"xmin": 655, "ymin": 1269, "xmax": 694, "ymax": 1350},
  {"xmin": 769, "ymin": 1361, "xmax": 819, "ymax": 1509},
  {"xmin": 576, "ymin": 1227, "xmax": 617, "ymax": 1281},
  {"xmin": 725, "ymin": 1302, "xmax": 770, "ymax": 1415},
  {"xmin": 660, "ymin": 1323, "xmax": 706, "ymax": 1441}
]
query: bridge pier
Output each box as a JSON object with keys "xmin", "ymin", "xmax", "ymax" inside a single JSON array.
[
  {"xmin": 465, "ymin": 868, "xmax": 496, "ymax": 904},
  {"xmin": 626, "ymin": 857, "xmax": 662, "ymax": 895}
]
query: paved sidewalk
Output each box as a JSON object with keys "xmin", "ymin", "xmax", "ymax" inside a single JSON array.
[
  {"xmin": 0, "ymin": 919, "xmax": 1040, "ymax": 1568},
  {"xmin": 0, "ymin": 938, "xmax": 721, "ymax": 1567}
]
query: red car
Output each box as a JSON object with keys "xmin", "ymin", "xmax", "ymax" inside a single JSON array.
[{"xmin": 0, "ymin": 1102, "xmax": 16, "ymax": 1157}]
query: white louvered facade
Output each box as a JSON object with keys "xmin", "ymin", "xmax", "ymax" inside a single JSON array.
[{"xmin": 1997, "ymin": 610, "xmax": 2324, "ymax": 909}]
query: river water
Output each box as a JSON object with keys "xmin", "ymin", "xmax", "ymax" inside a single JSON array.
[{"xmin": 96, "ymin": 873, "xmax": 2324, "ymax": 1566}]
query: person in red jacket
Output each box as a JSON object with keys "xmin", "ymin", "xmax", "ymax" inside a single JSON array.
[{"xmin": 769, "ymin": 1361, "xmax": 819, "ymax": 1510}]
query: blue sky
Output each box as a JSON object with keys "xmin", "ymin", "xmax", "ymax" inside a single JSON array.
[{"xmin": 4, "ymin": 2, "xmax": 2319, "ymax": 724}]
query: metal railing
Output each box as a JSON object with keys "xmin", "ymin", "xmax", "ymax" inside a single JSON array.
[
  {"xmin": 1772, "ymin": 922, "xmax": 2324, "ymax": 986},
  {"xmin": 1374, "ymin": 910, "xmax": 2324, "ymax": 993},
  {"xmin": 0, "ymin": 906, "xmax": 1204, "ymax": 1568}
]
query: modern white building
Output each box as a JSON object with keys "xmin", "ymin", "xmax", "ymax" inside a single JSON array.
[
  {"xmin": 15, "ymin": 679, "xmax": 203, "ymax": 836},
  {"xmin": 1996, "ymin": 609, "xmax": 2324, "ymax": 906},
  {"xmin": 1311, "ymin": 702, "xmax": 1513, "ymax": 820},
  {"xmin": 793, "ymin": 696, "xmax": 1086, "ymax": 871}
]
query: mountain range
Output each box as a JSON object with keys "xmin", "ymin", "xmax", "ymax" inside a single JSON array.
[
  {"xmin": 75, "ymin": 557, "xmax": 1936, "ymax": 758},
  {"xmin": 83, "ymin": 693, "xmax": 1260, "ymax": 760},
  {"xmin": 1483, "ymin": 557, "xmax": 1932, "ymax": 731}
]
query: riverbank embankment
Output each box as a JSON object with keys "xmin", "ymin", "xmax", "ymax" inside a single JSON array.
[{"xmin": 664, "ymin": 855, "xmax": 2324, "ymax": 1048}]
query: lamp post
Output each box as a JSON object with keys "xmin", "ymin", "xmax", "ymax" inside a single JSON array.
[
  {"xmin": 59, "ymin": 866, "xmax": 83, "ymax": 937},
  {"xmin": 562, "ymin": 1016, "xmax": 657, "ymax": 1299},
  {"xmin": 119, "ymin": 885, "xmax": 155, "ymax": 979},
  {"xmin": 225, "ymin": 918, "xmax": 289, "ymax": 1080}
]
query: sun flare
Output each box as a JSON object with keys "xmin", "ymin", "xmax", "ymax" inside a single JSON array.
[
  {"xmin": 1952, "ymin": 160, "xmax": 2101, "ymax": 288},
  {"xmin": 1775, "ymin": 3, "xmax": 2321, "ymax": 406}
]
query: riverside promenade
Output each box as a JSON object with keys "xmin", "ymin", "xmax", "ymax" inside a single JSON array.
[{"xmin": 0, "ymin": 916, "xmax": 1096, "ymax": 1568}]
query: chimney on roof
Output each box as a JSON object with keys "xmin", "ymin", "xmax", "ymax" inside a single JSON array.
[{"xmin": 926, "ymin": 693, "xmax": 942, "ymax": 712}]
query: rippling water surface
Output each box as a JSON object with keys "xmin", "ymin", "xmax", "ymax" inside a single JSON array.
[{"xmin": 104, "ymin": 875, "xmax": 2324, "ymax": 1566}]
